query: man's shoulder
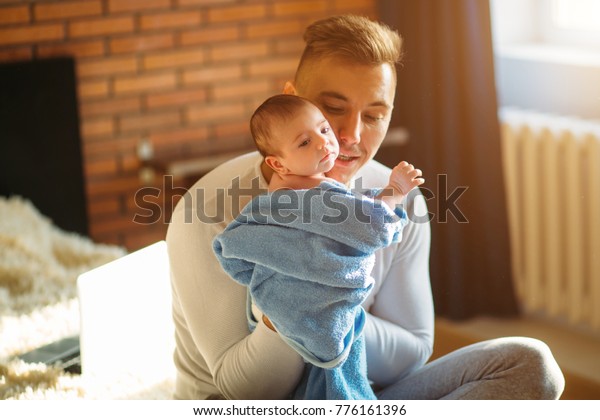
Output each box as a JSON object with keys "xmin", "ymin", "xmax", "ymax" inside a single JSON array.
[
  {"xmin": 191, "ymin": 151, "xmax": 263, "ymax": 190},
  {"xmin": 191, "ymin": 154, "xmax": 389, "ymax": 189},
  {"xmin": 169, "ymin": 151, "xmax": 268, "ymax": 228}
]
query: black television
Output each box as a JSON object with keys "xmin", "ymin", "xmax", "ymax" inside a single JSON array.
[{"xmin": 0, "ymin": 57, "xmax": 88, "ymax": 236}]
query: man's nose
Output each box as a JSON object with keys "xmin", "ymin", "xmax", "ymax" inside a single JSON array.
[{"xmin": 337, "ymin": 113, "xmax": 361, "ymax": 145}]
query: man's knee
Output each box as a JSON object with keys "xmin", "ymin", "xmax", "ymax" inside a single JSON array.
[{"xmin": 501, "ymin": 337, "xmax": 565, "ymax": 399}]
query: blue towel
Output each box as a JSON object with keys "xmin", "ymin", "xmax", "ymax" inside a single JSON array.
[{"xmin": 213, "ymin": 181, "xmax": 407, "ymax": 399}]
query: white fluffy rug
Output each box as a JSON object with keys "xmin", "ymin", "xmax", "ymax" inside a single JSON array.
[{"xmin": 0, "ymin": 196, "xmax": 174, "ymax": 399}]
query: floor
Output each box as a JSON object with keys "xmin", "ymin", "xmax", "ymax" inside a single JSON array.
[{"xmin": 432, "ymin": 316, "xmax": 600, "ymax": 400}]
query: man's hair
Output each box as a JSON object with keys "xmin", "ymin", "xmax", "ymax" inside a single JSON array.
[
  {"xmin": 295, "ymin": 15, "xmax": 403, "ymax": 91},
  {"xmin": 250, "ymin": 94, "xmax": 315, "ymax": 157}
]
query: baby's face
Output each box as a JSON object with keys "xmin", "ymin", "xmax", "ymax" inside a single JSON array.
[{"xmin": 271, "ymin": 104, "xmax": 339, "ymax": 176}]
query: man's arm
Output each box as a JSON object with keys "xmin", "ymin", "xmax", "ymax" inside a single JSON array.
[
  {"xmin": 364, "ymin": 189, "xmax": 434, "ymax": 386},
  {"xmin": 166, "ymin": 157, "xmax": 305, "ymax": 399}
]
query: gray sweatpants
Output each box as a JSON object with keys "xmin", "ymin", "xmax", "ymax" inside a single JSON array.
[{"xmin": 377, "ymin": 337, "xmax": 565, "ymax": 399}]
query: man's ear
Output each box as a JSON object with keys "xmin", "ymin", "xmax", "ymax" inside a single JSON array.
[
  {"xmin": 283, "ymin": 81, "xmax": 297, "ymax": 95},
  {"xmin": 264, "ymin": 156, "xmax": 288, "ymax": 174}
]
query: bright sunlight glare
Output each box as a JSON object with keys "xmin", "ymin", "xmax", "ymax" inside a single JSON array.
[{"xmin": 552, "ymin": 0, "xmax": 600, "ymax": 32}]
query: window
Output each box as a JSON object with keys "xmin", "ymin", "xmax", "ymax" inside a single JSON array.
[
  {"xmin": 491, "ymin": 0, "xmax": 600, "ymax": 49},
  {"xmin": 540, "ymin": 0, "xmax": 600, "ymax": 47},
  {"xmin": 490, "ymin": 0, "xmax": 600, "ymax": 120},
  {"xmin": 550, "ymin": 0, "xmax": 600, "ymax": 32}
]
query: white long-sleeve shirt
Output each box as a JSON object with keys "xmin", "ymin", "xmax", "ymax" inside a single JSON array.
[{"xmin": 166, "ymin": 152, "xmax": 434, "ymax": 399}]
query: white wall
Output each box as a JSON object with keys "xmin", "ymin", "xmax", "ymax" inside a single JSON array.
[{"xmin": 490, "ymin": 0, "xmax": 538, "ymax": 46}]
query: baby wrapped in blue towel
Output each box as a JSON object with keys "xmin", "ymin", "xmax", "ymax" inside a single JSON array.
[{"xmin": 213, "ymin": 95, "xmax": 424, "ymax": 399}]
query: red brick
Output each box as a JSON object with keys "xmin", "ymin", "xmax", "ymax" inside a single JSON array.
[
  {"xmin": 77, "ymin": 56, "xmax": 137, "ymax": 78},
  {"xmin": 146, "ymin": 87, "xmax": 207, "ymax": 110},
  {"xmin": 186, "ymin": 101, "xmax": 245, "ymax": 124},
  {"xmin": 125, "ymin": 192, "xmax": 172, "ymax": 219},
  {"xmin": 220, "ymin": 138, "xmax": 254, "ymax": 156},
  {"xmin": 245, "ymin": 20, "xmax": 303, "ymax": 39},
  {"xmin": 199, "ymin": 135, "xmax": 251, "ymax": 154},
  {"xmin": 0, "ymin": 23, "xmax": 64, "ymax": 46},
  {"xmin": 210, "ymin": 40, "xmax": 269, "ymax": 62},
  {"xmin": 81, "ymin": 116, "xmax": 115, "ymax": 139},
  {"xmin": 177, "ymin": 0, "xmax": 236, "ymax": 6},
  {"xmin": 80, "ymin": 97, "xmax": 142, "ymax": 118},
  {"xmin": 89, "ymin": 212, "xmax": 143, "ymax": 236},
  {"xmin": 35, "ymin": 1, "xmax": 102, "ymax": 21},
  {"xmin": 38, "ymin": 40, "xmax": 105, "ymax": 59},
  {"xmin": 114, "ymin": 72, "xmax": 177, "ymax": 95},
  {"xmin": 233, "ymin": 137, "xmax": 255, "ymax": 152},
  {"xmin": 150, "ymin": 125, "xmax": 209, "ymax": 147},
  {"xmin": 132, "ymin": 210, "xmax": 174, "ymax": 233},
  {"xmin": 207, "ymin": 4, "xmax": 266, "ymax": 23},
  {"xmin": 119, "ymin": 111, "xmax": 181, "ymax": 133},
  {"xmin": 84, "ymin": 157, "xmax": 119, "ymax": 178},
  {"xmin": 274, "ymin": 37, "xmax": 304, "ymax": 55},
  {"xmin": 248, "ymin": 56, "xmax": 298, "ymax": 77},
  {"xmin": 140, "ymin": 10, "xmax": 202, "ymax": 31},
  {"xmin": 0, "ymin": 5, "xmax": 29, "ymax": 25},
  {"xmin": 87, "ymin": 196, "xmax": 121, "ymax": 218},
  {"xmin": 86, "ymin": 174, "xmax": 141, "ymax": 197},
  {"xmin": 341, "ymin": 8, "xmax": 377, "ymax": 21},
  {"xmin": 273, "ymin": 1, "xmax": 328, "ymax": 16},
  {"xmin": 110, "ymin": 33, "xmax": 174, "ymax": 54},
  {"xmin": 69, "ymin": 16, "xmax": 134, "ymax": 38},
  {"xmin": 213, "ymin": 120, "xmax": 249, "ymax": 139},
  {"xmin": 179, "ymin": 25, "xmax": 239, "ymax": 46},
  {"xmin": 83, "ymin": 136, "xmax": 139, "ymax": 158},
  {"xmin": 123, "ymin": 185, "xmax": 165, "ymax": 212},
  {"xmin": 128, "ymin": 194, "xmax": 169, "ymax": 216},
  {"xmin": 119, "ymin": 152, "xmax": 140, "ymax": 173},
  {"xmin": 185, "ymin": 139, "xmax": 214, "ymax": 156},
  {"xmin": 270, "ymin": 76, "xmax": 291, "ymax": 92},
  {"xmin": 333, "ymin": 0, "xmax": 375, "ymax": 11},
  {"xmin": 0, "ymin": 47, "xmax": 32, "ymax": 62},
  {"xmin": 246, "ymin": 95, "xmax": 268, "ymax": 115},
  {"xmin": 213, "ymin": 79, "xmax": 272, "ymax": 101},
  {"xmin": 182, "ymin": 63, "xmax": 242, "ymax": 85},
  {"xmin": 107, "ymin": 0, "xmax": 171, "ymax": 13},
  {"xmin": 78, "ymin": 79, "xmax": 110, "ymax": 99},
  {"xmin": 143, "ymin": 48, "xmax": 204, "ymax": 71}
]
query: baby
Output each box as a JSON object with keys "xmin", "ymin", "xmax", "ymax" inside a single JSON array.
[
  {"xmin": 250, "ymin": 94, "xmax": 424, "ymax": 209},
  {"xmin": 214, "ymin": 94, "xmax": 426, "ymax": 399}
]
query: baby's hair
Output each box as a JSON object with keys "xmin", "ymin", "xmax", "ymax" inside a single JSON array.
[
  {"xmin": 250, "ymin": 94, "xmax": 316, "ymax": 157},
  {"xmin": 295, "ymin": 15, "xmax": 403, "ymax": 91}
]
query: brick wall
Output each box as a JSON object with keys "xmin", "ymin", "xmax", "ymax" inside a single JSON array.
[{"xmin": 0, "ymin": 0, "xmax": 377, "ymax": 250}]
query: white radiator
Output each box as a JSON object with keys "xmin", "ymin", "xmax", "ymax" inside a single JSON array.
[{"xmin": 500, "ymin": 107, "xmax": 600, "ymax": 333}]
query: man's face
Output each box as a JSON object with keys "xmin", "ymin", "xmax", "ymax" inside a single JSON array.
[{"xmin": 294, "ymin": 57, "xmax": 396, "ymax": 185}]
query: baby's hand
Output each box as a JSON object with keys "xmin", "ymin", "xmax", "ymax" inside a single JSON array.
[{"xmin": 388, "ymin": 161, "xmax": 424, "ymax": 197}]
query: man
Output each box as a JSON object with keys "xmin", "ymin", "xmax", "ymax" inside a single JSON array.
[{"xmin": 166, "ymin": 15, "xmax": 564, "ymax": 400}]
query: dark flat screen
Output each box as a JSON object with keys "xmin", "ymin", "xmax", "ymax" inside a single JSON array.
[{"xmin": 0, "ymin": 57, "xmax": 88, "ymax": 236}]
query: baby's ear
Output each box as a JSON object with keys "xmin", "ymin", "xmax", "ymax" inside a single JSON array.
[{"xmin": 264, "ymin": 156, "xmax": 288, "ymax": 174}]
